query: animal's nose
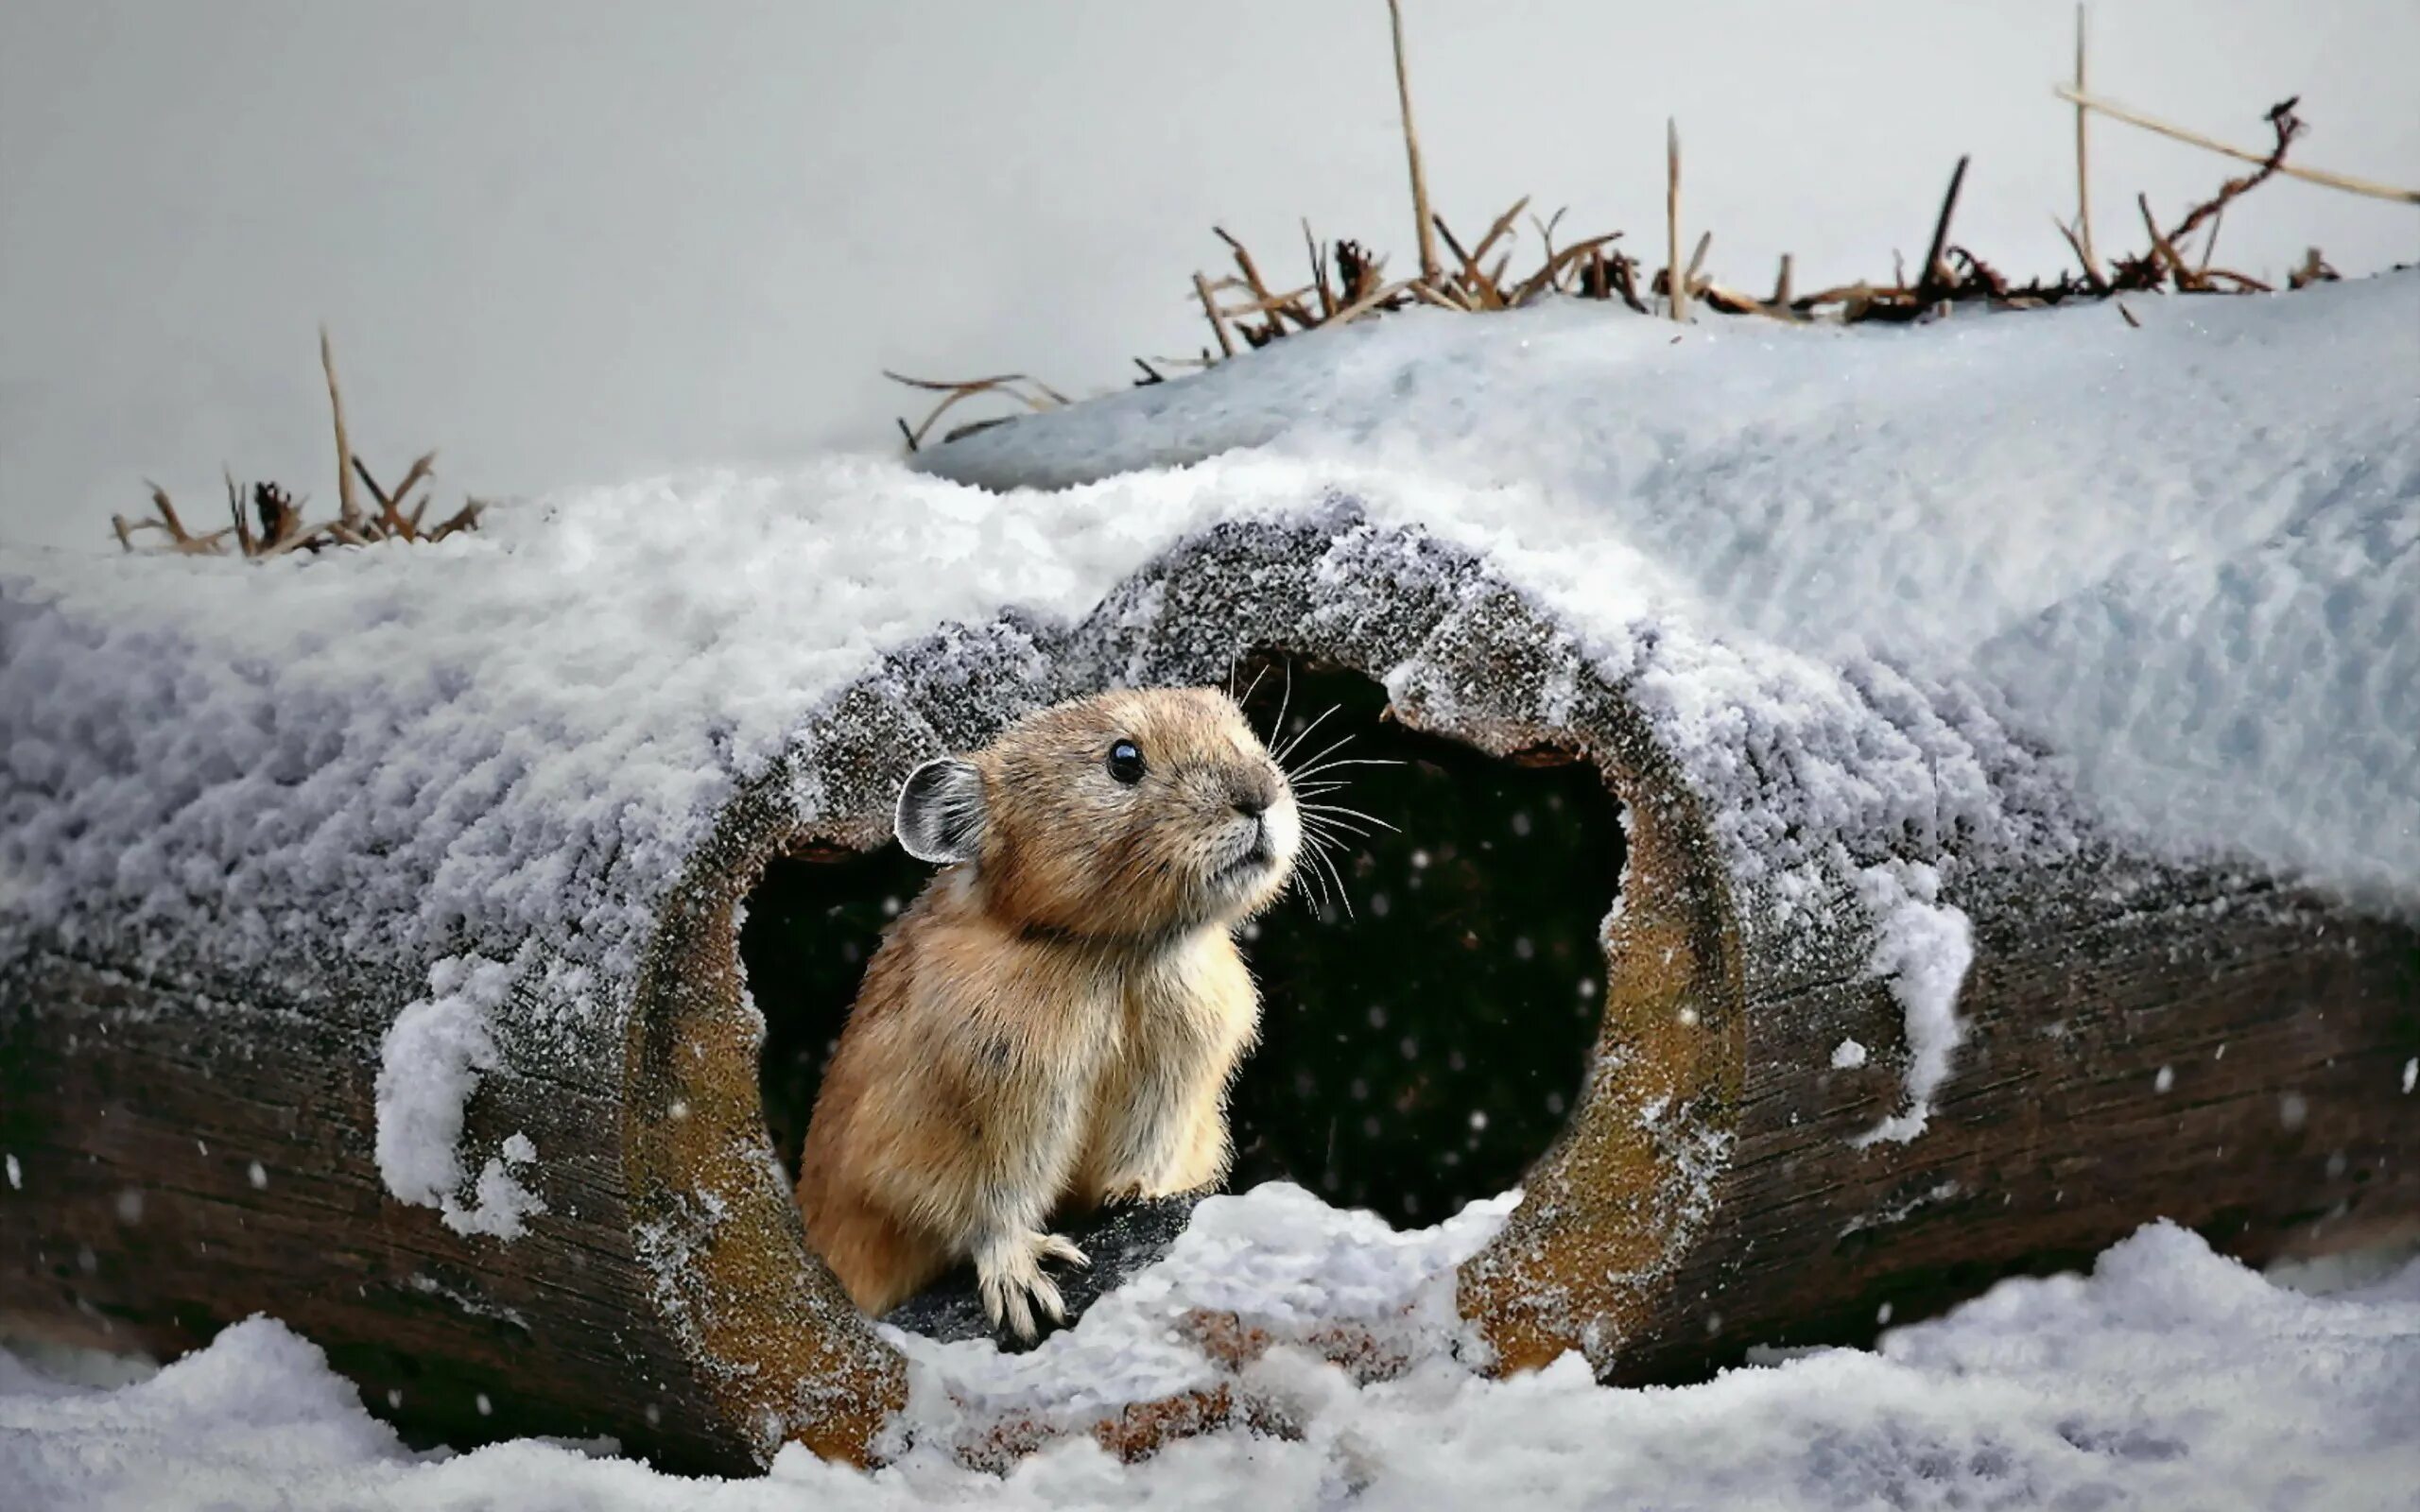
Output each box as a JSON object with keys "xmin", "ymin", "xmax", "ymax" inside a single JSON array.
[
  {"xmin": 1232, "ymin": 771, "xmax": 1278, "ymax": 818},
  {"xmin": 1234, "ymin": 794, "xmax": 1269, "ymax": 819}
]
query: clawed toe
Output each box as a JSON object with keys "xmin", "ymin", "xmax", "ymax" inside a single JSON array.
[
  {"xmin": 978, "ymin": 1270, "xmax": 1035, "ymax": 1340},
  {"xmin": 977, "ymin": 1229, "xmax": 1086, "ymax": 1343},
  {"xmin": 1039, "ymin": 1234, "xmax": 1091, "ymax": 1270}
]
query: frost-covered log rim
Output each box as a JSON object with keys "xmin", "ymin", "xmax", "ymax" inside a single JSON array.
[{"xmin": 5, "ymin": 504, "xmax": 2416, "ymax": 1473}]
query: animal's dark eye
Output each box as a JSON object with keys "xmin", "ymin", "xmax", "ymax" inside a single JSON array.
[{"xmin": 1106, "ymin": 739, "xmax": 1147, "ymax": 785}]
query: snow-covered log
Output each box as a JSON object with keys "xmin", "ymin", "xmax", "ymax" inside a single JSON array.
[{"xmin": 5, "ymin": 278, "xmax": 2416, "ymax": 1472}]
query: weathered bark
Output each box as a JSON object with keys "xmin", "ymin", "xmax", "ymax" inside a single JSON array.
[
  {"xmin": 0, "ymin": 932, "xmax": 903, "ymax": 1475},
  {"xmin": 1687, "ymin": 866, "xmax": 2418, "ymax": 1366},
  {"xmin": 4, "ymin": 507, "xmax": 2413, "ymax": 1472},
  {"xmin": 1459, "ymin": 849, "xmax": 2420, "ymax": 1382}
]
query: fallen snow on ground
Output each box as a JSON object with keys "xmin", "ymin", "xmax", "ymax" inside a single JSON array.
[
  {"xmin": 884, "ymin": 1184, "xmax": 1515, "ymax": 1445},
  {"xmin": 5, "ymin": 1206, "xmax": 2415, "ymax": 1512}
]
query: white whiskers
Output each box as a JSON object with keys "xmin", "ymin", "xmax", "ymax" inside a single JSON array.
[
  {"xmin": 1233, "ymin": 664, "xmax": 1419, "ymax": 924},
  {"xmin": 1260, "ymin": 692, "xmax": 1403, "ymax": 922}
]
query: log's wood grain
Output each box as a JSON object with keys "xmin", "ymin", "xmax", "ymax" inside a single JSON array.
[
  {"xmin": 4, "ymin": 510, "xmax": 2415, "ymax": 1474},
  {"xmin": 0, "ymin": 933, "xmax": 903, "ymax": 1473},
  {"xmin": 1464, "ymin": 847, "xmax": 2420, "ymax": 1382},
  {"xmin": 0, "ymin": 949, "xmax": 726, "ymax": 1465}
]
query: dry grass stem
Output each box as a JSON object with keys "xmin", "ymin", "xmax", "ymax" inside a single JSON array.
[
  {"xmin": 879, "ymin": 0, "xmax": 2374, "ymax": 453},
  {"xmin": 320, "ymin": 326, "xmax": 365, "ymax": 535},
  {"xmin": 887, "ymin": 371, "xmax": 1072, "ymax": 451},
  {"xmin": 1387, "ymin": 0, "xmax": 1443, "ymax": 285},
  {"xmin": 1918, "ymin": 156, "xmax": 1972, "ymax": 300},
  {"xmin": 116, "ymin": 335, "xmax": 480, "ymax": 558},
  {"xmin": 1195, "ymin": 272, "xmax": 1240, "ymax": 358},
  {"xmin": 2138, "ymin": 194, "xmax": 2187, "ymax": 278},
  {"xmin": 1325, "ymin": 276, "xmax": 1422, "ymax": 328},
  {"xmin": 1303, "ymin": 220, "xmax": 1337, "ymax": 318},
  {"xmin": 1666, "ymin": 117, "xmax": 1686, "ymax": 323},
  {"xmin": 2074, "ymin": 6, "xmax": 2103, "ymax": 283}
]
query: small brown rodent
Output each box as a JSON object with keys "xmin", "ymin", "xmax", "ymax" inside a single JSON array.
[{"xmin": 793, "ymin": 686, "xmax": 1303, "ymax": 1338}]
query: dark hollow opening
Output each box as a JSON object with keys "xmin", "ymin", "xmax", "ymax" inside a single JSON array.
[{"xmin": 744, "ymin": 658, "xmax": 1625, "ymax": 1245}]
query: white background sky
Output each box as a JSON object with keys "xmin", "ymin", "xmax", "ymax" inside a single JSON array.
[{"xmin": 3, "ymin": 0, "xmax": 2414, "ymax": 553}]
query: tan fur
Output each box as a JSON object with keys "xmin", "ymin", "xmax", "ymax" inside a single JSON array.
[{"xmin": 793, "ymin": 687, "xmax": 1300, "ymax": 1335}]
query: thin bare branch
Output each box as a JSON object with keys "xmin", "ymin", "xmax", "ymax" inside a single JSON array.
[
  {"xmin": 2057, "ymin": 85, "xmax": 2417, "ymax": 203},
  {"xmin": 2163, "ymin": 99, "xmax": 2306, "ymax": 256}
]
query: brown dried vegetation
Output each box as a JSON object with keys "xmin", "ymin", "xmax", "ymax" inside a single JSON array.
[
  {"xmin": 113, "ymin": 328, "xmax": 482, "ymax": 558},
  {"xmin": 891, "ymin": 6, "xmax": 2408, "ymax": 451}
]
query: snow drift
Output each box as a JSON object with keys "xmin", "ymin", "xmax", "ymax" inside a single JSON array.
[{"xmin": 6, "ymin": 1221, "xmax": 2417, "ymax": 1511}]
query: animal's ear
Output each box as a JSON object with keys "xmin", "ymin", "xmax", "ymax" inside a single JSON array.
[{"xmin": 895, "ymin": 757, "xmax": 987, "ymax": 866}]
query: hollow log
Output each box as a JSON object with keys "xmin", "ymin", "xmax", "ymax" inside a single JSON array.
[{"xmin": 3, "ymin": 507, "xmax": 2413, "ymax": 1471}]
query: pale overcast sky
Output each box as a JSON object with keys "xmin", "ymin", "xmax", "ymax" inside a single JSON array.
[{"xmin": 3, "ymin": 0, "xmax": 2414, "ymax": 551}]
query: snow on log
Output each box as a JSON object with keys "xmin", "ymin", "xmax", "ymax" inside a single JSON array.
[{"xmin": 4, "ymin": 277, "xmax": 2416, "ymax": 1471}]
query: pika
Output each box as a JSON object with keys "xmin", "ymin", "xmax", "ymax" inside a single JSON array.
[{"xmin": 793, "ymin": 686, "xmax": 1303, "ymax": 1338}]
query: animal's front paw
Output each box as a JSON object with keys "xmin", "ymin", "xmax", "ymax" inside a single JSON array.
[{"xmin": 975, "ymin": 1229, "xmax": 1091, "ymax": 1342}]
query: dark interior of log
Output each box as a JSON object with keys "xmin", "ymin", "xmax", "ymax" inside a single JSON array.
[{"xmin": 744, "ymin": 660, "xmax": 1625, "ymax": 1268}]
